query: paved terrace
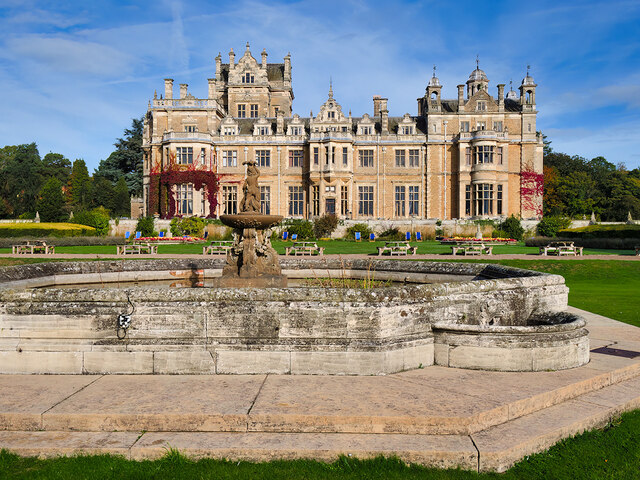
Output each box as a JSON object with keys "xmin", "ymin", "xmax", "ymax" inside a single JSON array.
[{"xmin": 0, "ymin": 308, "xmax": 639, "ymax": 473}]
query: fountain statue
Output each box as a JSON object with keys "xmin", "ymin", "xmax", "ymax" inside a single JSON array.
[{"xmin": 217, "ymin": 160, "xmax": 287, "ymax": 287}]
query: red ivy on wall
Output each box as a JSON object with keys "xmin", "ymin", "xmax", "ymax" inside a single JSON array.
[
  {"xmin": 148, "ymin": 153, "xmax": 220, "ymax": 218},
  {"xmin": 520, "ymin": 165, "xmax": 544, "ymax": 218}
]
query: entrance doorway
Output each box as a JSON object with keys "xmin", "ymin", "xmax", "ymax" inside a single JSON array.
[{"xmin": 325, "ymin": 198, "xmax": 336, "ymax": 215}]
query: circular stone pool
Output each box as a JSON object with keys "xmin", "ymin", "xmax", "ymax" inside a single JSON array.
[{"xmin": 0, "ymin": 258, "xmax": 588, "ymax": 375}]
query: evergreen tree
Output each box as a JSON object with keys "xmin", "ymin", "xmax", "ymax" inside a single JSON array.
[
  {"xmin": 95, "ymin": 117, "xmax": 144, "ymax": 196},
  {"xmin": 41, "ymin": 153, "xmax": 72, "ymax": 184},
  {"xmin": 68, "ymin": 159, "xmax": 92, "ymax": 210},
  {"xmin": 0, "ymin": 143, "xmax": 43, "ymax": 216},
  {"xmin": 36, "ymin": 178, "xmax": 66, "ymax": 222},
  {"xmin": 112, "ymin": 176, "xmax": 131, "ymax": 217}
]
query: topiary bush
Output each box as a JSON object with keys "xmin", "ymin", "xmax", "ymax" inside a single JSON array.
[
  {"xmin": 313, "ymin": 214, "xmax": 338, "ymax": 239},
  {"xmin": 169, "ymin": 217, "xmax": 205, "ymax": 237},
  {"xmin": 498, "ymin": 215, "xmax": 525, "ymax": 241},
  {"xmin": 345, "ymin": 223, "xmax": 373, "ymax": 240},
  {"xmin": 536, "ymin": 216, "xmax": 572, "ymax": 237}
]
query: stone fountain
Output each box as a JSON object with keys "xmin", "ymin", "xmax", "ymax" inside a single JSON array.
[{"xmin": 217, "ymin": 160, "xmax": 287, "ymax": 287}]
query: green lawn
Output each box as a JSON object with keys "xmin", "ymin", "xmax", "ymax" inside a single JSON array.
[{"xmin": 2, "ymin": 408, "xmax": 639, "ymax": 479}]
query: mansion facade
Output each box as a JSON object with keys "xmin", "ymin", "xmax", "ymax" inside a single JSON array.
[{"xmin": 142, "ymin": 43, "xmax": 543, "ymax": 220}]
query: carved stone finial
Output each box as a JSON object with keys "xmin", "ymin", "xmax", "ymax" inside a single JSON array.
[{"xmin": 246, "ymin": 41, "xmax": 250, "ymax": 51}]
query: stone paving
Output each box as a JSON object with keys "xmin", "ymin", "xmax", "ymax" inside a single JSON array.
[{"xmin": 0, "ymin": 307, "xmax": 639, "ymax": 472}]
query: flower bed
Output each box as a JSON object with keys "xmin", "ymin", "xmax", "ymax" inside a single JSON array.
[
  {"xmin": 438, "ymin": 236, "xmax": 517, "ymax": 245},
  {"xmin": 134, "ymin": 236, "xmax": 205, "ymax": 243}
]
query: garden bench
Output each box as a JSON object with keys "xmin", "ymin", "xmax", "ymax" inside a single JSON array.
[
  {"xmin": 285, "ymin": 241, "xmax": 324, "ymax": 256},
  {"xmin": 12, "ymin": 240, "xmax": 55, "ymax": 255},
  {"xmin": 117, "ymin": 243, "xmax": 158, "ymax": 255},
  {"xmin": 539, "ymin": 242, "xmax": 582, "ymax": 256},
  {"xmin": 377, "ymin": 241, "xmax": 417, "ymax": 256},
  {"xmin": 451, "ymin": 244, "xmax": 493, "ymax": 256},
  {"xmin": 203, "ymin": 241, "xmax": 233, "ymax": 255}
]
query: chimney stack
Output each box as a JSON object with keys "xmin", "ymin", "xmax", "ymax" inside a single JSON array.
[
  {"xmin": 457, "ymin": 84, "xmax": 464, "ymax": 111},
  {"xmin": 373, "ymin": 95, "xmax": 382, "ymax": 116},
  {"xmin": 284, "ymin": 53, "xmax": 291, "ymax": 83},
  {"xmin": 229, "ymin": 48, "xmax": 235, "ymax": 71},
  {"xmin": 276, "ymin": 110, "xmax": 284, "ymax": 135},
  {"xmin": 215, "ymin": 53, "xmax": 222, "ymax": 80},
  {"xmin": 380, "ymin": 98, "xmax": 389, "ymax": 134},
  {"xmin": 261, "ymin": 48, "xmax": 268, "ymax": 69},
  {"xmin": 497, "ymin": 84, "xmax": 505, "ymax": 111},
  {"xmin": 208, "ymin": 78, "xmax": 215, "ymax": 99},
  {"xmin": 164, "ymin": 79, "xmax": 174, "ymax": 99},
  {"xmin": 179, "ymin": 84, "xmax": 188, "ymax": 99}
]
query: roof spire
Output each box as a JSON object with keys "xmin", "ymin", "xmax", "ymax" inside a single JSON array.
[
  {"xmin": 246, "ymin": 41, "xmax": 250, "ymax": 51},
  {"xmin": 328, "ymin": 77, "xmax": 333, "ymax": 99},
  {"xmin": 509, "ymin": 79, "xmax": 513, "ymax": 90},
  {"xmin": 432, "ymin": 65, "xmax": 437, "ymax": 78},
  {"xmin": 527, "ymin": 64, "xmax": 531, "ymax": 75},
  {"xmin": 476, "ymin": 54, "xmax": 479, "ymax": 69}
]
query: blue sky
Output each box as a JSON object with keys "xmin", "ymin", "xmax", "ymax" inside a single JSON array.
[{"xmin": 0, "ymin": 0, "xmax": 639, "ymax": 171}]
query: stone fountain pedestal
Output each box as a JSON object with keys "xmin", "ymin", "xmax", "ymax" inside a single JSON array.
[{"xmin": 215, "ymin": 213, "xmax": 287, "ymax": 288}]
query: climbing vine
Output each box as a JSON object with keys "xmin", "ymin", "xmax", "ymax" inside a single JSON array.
[{"xmin": 520, "ymin": 163, "xmax": 544, "ymax": 218}]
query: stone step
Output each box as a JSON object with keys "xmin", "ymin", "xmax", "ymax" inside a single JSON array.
[{"xmin": 1, "ymin": 375, "xmax": 638, "ymax": 473}]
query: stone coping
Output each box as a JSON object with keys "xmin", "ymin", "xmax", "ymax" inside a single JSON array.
[{"xmin": 433, "ymin": 314, "xmax": 586, "ymax": 333}]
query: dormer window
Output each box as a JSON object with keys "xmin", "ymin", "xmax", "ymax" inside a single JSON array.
[
  {"xmin": 361, "ymin": 126, "xmax": 372, "ymax": 135},
  {"xmin": 257, "ymin": 126, "xmax": 270, "ymax": 135},
  {"xmin": 401, "ymin": 126, "xmax": 414, "ymax": 135},
  {"xmin": 289, "ymin": 126, "xmax": 302, "ymax": 135},
  {"xmin": 328, "ymin": 111, "xmax": 335, "ymax": 119},
  {"xmin": 477, "ymin": 101, "xmax": 487, "ymax": 111},
  {"xmin": 223, "ymin": 127, "xmax": 236, "ymax": 136},
  {"xmin": 242, "ymin": 73, "xmax": 255, "ymax": 84}
]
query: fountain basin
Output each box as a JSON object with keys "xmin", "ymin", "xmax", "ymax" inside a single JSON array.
[
  {"xmin": 0, "ymin": 258, "xmax": 588, "ymax": 375},
  {"xmin": 220, "ymin": 213, "xmax": 283, "ymax": 229}
]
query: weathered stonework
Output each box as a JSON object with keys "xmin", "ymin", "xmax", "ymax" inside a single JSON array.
[{"xmin": 0, "ymin": 259, "xmax": 587, "ymax": 374}]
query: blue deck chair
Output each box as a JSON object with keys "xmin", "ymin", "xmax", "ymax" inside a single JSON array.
[
  {"xmin": 405, "ymin": 232, "xmax": 411, "ymax": 241},
  {"xmin": 203, "ymin": 231, "xmax": 209, "ymax": 240},
  {"xmin": 291, "ymin": 233, "xmax": 298, "ymax": 241},
  {"xmin": 158, "ymin": 231, "xmax": 165, "ymax": 238},
  {"xmin": 124, "ymin": 231, "xmax": 131, "ymax": 240},
  {"xmin": 369, "ymin": 233, "xmax": 375, "ymax": 242},
  {"xmin": 135, "ymin": 231, "xmax": 142, "ymax": 240},
  {"xmin": 282, "ymin": 231, "xmax": 289, "ymax": 241},
  {"xmin": 355, "ymin": 231, "xmax": 361, "ymax": 242},
  {"xmin": 416, "ymin": 231, "xmax": 422, "ymax": 242}
]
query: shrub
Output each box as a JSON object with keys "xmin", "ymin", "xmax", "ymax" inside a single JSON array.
[
  {"xmin": 525, "ymin": 236, "xmax": 638, "ymax": 250},
  {"xmin": 345, "ymin": 223, "xmax": 373, "ymax": 240},
  {"xmin": 313, "ymin": 214, "xmax": 338, "ymax": 238},
  {"xmin": 169, "ymin": 217, "xmax": 205, "ymax": 237},
  {"xmin": 492, "ymin": 229, "xmax": 509, "ymax": 239},
  {"xmin": 536, "ymin": 216, "xmax": 572, "ymax": 237},
  {"xmin": 284, "ymin": 219, "xmax": 314, "ymax": 239},
  {"xmin": 378, "ymin": 227, "xmax": 404, "ymax": 241},
  {"xmin": 558, "ymin": 224, "xmax": 640, "ymax": 239},
  {"xmin": 71, "ymin": 208, "xmax": 110, "ymax": 236},
  {"xmin": 0, "ymin": 236, "xmax": 125, "ymax": 248},
  {"xmin": 135, "ymin": 216, "xmax": 156, "ymax": 237},
  {"xmin": 0, "ymin": 223, "xmax": 95, "ymax": 238},
  {"xmin": 498, "ymin": 215, "xmax": 524, "ymax": 241}
]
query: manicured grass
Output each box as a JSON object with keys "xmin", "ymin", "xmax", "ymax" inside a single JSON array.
[{"xmin": 1, "ymin": 408, "xmax": 639, "ymax": 478}]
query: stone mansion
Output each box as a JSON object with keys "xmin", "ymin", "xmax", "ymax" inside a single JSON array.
[{"xmin": 142, "ymin": 43, "xmax": 543, "ymax": 221}]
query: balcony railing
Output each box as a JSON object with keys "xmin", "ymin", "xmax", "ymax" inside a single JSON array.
[
  {"xmin": 152, "ymin": 98, "xmax": 218, "ymax": 109},
  {"xmin": 162, "ymin": 131, "xmax": 213, "ymax": 142},
  {"xmin": 459, "ymin": 130, "xmax": 508, "ymax": 141}
]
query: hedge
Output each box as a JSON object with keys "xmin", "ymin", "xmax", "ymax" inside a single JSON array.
[
  {"xmin": 0, "ymin": 222, "xmax": 96, "ymax": 238},
  {"xmin": 558, "ymin": 224, "xmax": 640, "ymax": 239},
  {"xmin": 525, "ymin": 236, "xmax": 638, "ymax": 250}
]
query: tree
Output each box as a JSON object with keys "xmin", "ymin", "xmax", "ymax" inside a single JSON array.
[
  {"xmin": 91, "ymin": 176, "xmax": 115, "ymax": 211},
  {"xmin": 0, "ymin": 143, "xmax": 43, "ymax": 216},
  {"xmin": 41, "ymin": 153, "xmax": 72, "ymax": 184},
  {"xmin": 112, "ymin": 176, "xmax": 131, "ymax": 217},
  {"xmin": 95, "ymin": 117, "xmax": 144, "ymax": 196},
  {"xmin": 36, "ymin": 178, "xmax": 66, "ymax": 222},
  {"xmin": 68, "ymin": 159, "xmax": 92, "ymax": 210}
]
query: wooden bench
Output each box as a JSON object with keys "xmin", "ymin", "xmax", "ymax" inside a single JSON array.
[
  {"xmin": 377, "ymin": 242, "xmax": 417, "ymax": 256},
  {"xmin": 203, "ymin": 241, "xmax": 233, "ymax": 255},
  {"xmin": 539, "ymin": 242, "xmax": 583, "ymax": 256},
  {"xmin": 285, "ymin": 241, "xmax": 324, "ymax": 256},
  {"xmin": 451, "ymin": 244, "xmax": 493, "ymax": 256},
  {"xmin": 12, "ymin": 241, "xmax": 55, "ymax": 255},
  {"xmin": 117, "ymin": 243, "xmax": 158, "ymax": 255}
]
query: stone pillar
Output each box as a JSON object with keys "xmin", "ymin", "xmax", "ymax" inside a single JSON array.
[
  {"xmin": 164, "ymin": 79, "xmax": 173, "ymax": 99},
  {"xmin": 208, "ymin": 78, "xmax": 215, "ymax": 99}
]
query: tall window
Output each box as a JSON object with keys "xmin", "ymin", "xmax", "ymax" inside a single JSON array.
[
  {"xmin": 200, "ymin": 148, "xmax": 206, "ymax": 164},
  {"xmin": 256, "ymin": 150, "xmax": 270, "ymax": 167},
  {"xmin": 475, "ymin": 184, "xmax": 493, "ymax": 215},
  {"xmin": 222, "ymin": 186, "xmax": 238, "ymax": 215},
  {"xmin": 331, "ymin": 146, "xmax": 336, "ymax": 164},
  {"xmin": 409, "ymin": 186, "xmax": 419, "ymax": 216},
  {"xmin": 313, "ymin": 147, "xmax": 319, "ymax": 165},
  {"xmin": 497, "ymin": 185, "xmax": 503, "ymax": 215},
  {"xmin": 395, "ymin": 150, "xmax": 406, "ymax": 167},
  {"xmin": 176, "ymin": 184, "xmax": 193, "ymax": 215},
  {"xmin": 237, "ymin": 104, "xmax": 246, "ymax": 118},
  {"xmin": 341, "ymin": 185, "xmax": 348, "ymax": 216},
  {"xmin": 250, "ymin": 104, "xmax": 258, "ymax": 118},
  {"xmin": 176, "ymin": 147, "xmax": 193, "ymax": 165},
  {"xmin": 325, "ymin": 147, "xmax": 329, "ymax": 165},
  {"xmin": 497, "ymin": 147, "xmax": 503, "ymax": 165},
  {"xmin": 312, "ymin": 185, "xmax": 319, "ymax": 216},
  {"xmin": 465, "ymin": 185, "xmax": 471, "ymax": 215},
  {"xmin": 260, "ymin": 186, "xmax": 271, "ymax": 215},
  {"xmin": 289, "ymin": 186, "xmax": 304, "ymax": 216},
  {"xmin": 460, "ymin": 121, "xmax": 470, "ymax": 133},
  {"xmin": 475, "ymin": 146, "xmax": 494, "ymax": 164},
  {"xmin": 409, "ymin": 149, "xmax": 420, "ymax": 167},
  {"xmin": 358, "ymin": 186, "xmax": 374, "ymax": 216},
  {"xmin": 465, "ymin": 147, "xmax": 472, "ymax": 166},
  {"xmin": 395, "ymin": 186, "xmax": 406, "ymax": 217},
  {"xmin": 289, "ymin": 149, "xmax": 303, "ymax": 167},
  {"xmin": 342, "ymin": 147, "xmax": 348, "ymax": 165},
  {"xmin": 359, "ymin": 150, "xmax": 374, "ymax": 167},
  {"xmin": 222, "ymin": 150, "xmax": 237, "ymax": 167}
]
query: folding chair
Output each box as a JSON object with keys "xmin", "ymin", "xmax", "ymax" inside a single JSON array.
[
  {"xmin": 282, "ymin": 231, "xmax": 289, "ymax": 241},
  {"xmin": 369, "ymin": 233, "xmax": 375, "ymax": 242},
  {"xmin": 124, "ymin": 231, "xmax": 131, "ymax": 240},
  {"xmin": 405, "ymin": 232, "xmax": 411, "ymax": 241},
  {"xmin": 135, "ymin": 231, "xmax": 142, "ymax": 239},
  {"xmin": 416, "ymin": 231, "xmax": 423, "ymax": 242},
  {"xmin": 355, "ymin": 232, "xmax": 361, "ymax": 242},
  {"xmin": 291, "ymin": 233, "xmax": 298, "ymax": 241},
  {"xmin": 158, "ymin": 231, "xmax": 165, "ymax": 238}
]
